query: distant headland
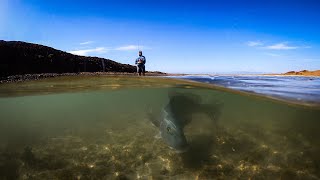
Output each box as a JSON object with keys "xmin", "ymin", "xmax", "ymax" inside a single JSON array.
[
  {"xmin": 266, "ymin": 70, "xmax": 320, "ymax": 77},
  {"xmin": 0, "ymin": 40, "xmax": 166, "ymax": 83},
  {"xmin": 283, "ymin": 70, "xmax": 320, "ymax": 76}
]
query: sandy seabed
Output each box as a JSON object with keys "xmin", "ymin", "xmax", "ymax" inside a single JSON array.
[{"xmin": 1, "ymin": 117, "xmax": 318, "ymax": 180}]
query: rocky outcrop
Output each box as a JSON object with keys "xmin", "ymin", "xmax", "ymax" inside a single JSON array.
[{"xmin": 0, "ymin": 40, "xmax": 136, "ymax": 78}]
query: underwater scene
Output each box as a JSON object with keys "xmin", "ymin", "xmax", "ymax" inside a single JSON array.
[{"xmin": 0, "ymin": 76, "xmax": 320, "ymax": 180}]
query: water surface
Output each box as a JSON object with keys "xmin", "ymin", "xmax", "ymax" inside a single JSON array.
[
  {"xmin": 170, "ymin": 75, "xmax": 320, "ymax": 106},
  {"xmin": 0, "ymin": 76, "xmax": 319, "ymax": 179}
]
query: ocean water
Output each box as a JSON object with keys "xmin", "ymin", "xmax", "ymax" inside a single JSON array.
[
  {"xmin": 0, "ymin": 76, "xmax": 320, "ymax": 179},
  {"xmin": 170, "ymin": 75, "xmax": 320, "ymax": 106}
]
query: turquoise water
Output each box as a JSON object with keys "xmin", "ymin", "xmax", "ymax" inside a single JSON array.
[{"xmin": 0, "ymin": 76, "xmax": 320, "ymax": 179}]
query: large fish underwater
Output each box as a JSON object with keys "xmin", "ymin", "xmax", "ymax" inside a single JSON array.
[{"xmin": 148, "ymin": 91, "xmax": 222, "ymax": 153}]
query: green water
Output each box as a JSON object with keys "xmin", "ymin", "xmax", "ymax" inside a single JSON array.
[{"xmin": 0, "ymin": 76, "xmax": 320, "ymax": 179}]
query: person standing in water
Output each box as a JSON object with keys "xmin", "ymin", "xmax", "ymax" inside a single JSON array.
[{"xmin": 135, "ymin": 50, "xmax": 146, "ymax": 76}]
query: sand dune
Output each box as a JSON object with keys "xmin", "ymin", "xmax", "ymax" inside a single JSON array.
[{"xmin": 283, "ymin": 70, "xmax": 320, "ymax": 76}]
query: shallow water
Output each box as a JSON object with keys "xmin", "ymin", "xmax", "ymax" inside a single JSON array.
[
  {"xmin": 0, "ymin": 76, "xmax": 320, "ymax": 179},
  {"xmin": 170, "ymin": 75, "xmax": 320, "ymax": 105}
]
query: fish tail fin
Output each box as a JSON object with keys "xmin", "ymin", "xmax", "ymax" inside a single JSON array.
[
  {"xmin": 208, "ymin": 101, "xmax": 224, "ymax": 135},
  {"xmin": 201, "ymin": 100, "xmax": 224, "ymax": 126}
]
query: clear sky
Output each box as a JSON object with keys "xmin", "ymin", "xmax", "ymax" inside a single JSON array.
[{"xmin": 1, "ymin": 0, "xmax": 320, "ymax": 73}]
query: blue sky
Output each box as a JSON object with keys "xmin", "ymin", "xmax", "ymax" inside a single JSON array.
[{"xmin": 0, "ymin": 0, "xmax": 320, "ymax": 73}]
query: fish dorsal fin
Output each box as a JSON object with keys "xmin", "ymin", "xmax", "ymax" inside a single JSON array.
[{"xmin": 166, "ymin": 95, "xmax": 195, "ymax": 128}]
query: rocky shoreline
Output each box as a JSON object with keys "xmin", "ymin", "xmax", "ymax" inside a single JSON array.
[
  {"xmin": 0, "ymin": 72, "xmax": 169, "ymax": 84},
  {"xmin": 0, "ymin": 40, "xmax": 139, "ymax": 78},
  {"xmin": 0, "ymin": 40, "xmax": 184, "ymax": 84}
]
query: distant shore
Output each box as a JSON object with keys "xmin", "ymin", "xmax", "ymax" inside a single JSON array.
[
  {"xmin": 169, "ymin": 70, "xmax": 320, "ymax": 77},
  {"xmin": 263, "ymin": 70, "xmax": 320, "ymax": 77}
]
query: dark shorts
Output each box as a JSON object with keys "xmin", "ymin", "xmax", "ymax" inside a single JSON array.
[{"xmin": 137, "ymin": 64, "xmax": 145, "ymax": 73}]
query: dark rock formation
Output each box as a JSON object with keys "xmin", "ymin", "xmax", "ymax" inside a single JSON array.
[{"xmin": 0, "ymin": 40, "xmax": 136, "ymax": 78}]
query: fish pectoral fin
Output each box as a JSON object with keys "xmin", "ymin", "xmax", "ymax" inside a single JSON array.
[{"xmin": 154, "ymin": 132, "xmax": 162, "ymax": 139}]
